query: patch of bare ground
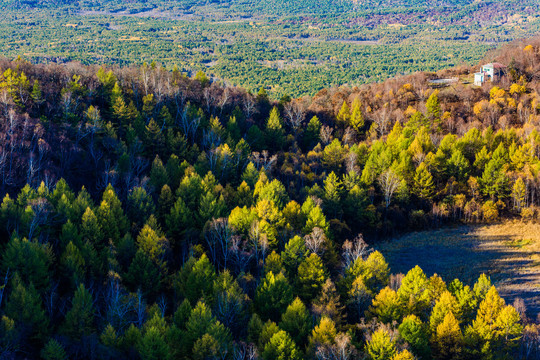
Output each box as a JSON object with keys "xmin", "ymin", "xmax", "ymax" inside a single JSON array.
[{"xmin": 376, "ymin": 221, "xmax": 540, "ymax": 316}]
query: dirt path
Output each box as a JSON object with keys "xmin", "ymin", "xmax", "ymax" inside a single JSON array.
[{"xmin": 376, "ymin": 222, "xmax": 540, "ymax": 316}]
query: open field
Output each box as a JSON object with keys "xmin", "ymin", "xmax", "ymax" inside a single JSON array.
[{"xmin": 377, "ymin": 222, "xmax": 540, "ymax": 316}]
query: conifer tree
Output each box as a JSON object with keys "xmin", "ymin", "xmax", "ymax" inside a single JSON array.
[
  {"xmin": 432, "ymin": 312, "xmax": 463, "ymax": 360},
  {"xmin": 337, "ymin": 100, "xmax": 351, "ymax": 125},
  {"xmin": 280, "ymin": 297, "xmax": 312, "ymax": 347},
  {"xmin": 266, "ymin": 107, "xmax": 285, "ymax": 149},
  {"xmin": 297, "ymin": 253, "xmax": 327, "ymax": 302},
  {"xmin": 62, "ymin": 283, "xmax": 95, "ymax": 340},
  {"xmin": 365, "ymin": 328, "xmax": 397, "ymax": 360},
  {"xmin": 350, "ymin": 98, "xmax": 364, "ymax": 132},
  {"xmin": 40, "ymin": 339, "xmax": 67, "ymax": 360},
  {"xmin": 369, "ymin": 287, "xmax": 402, "ymax": 324},
  {"xmin": 255, "ymin": 271, "xmax": 294, "ymax": 322},
  {"xmin": 430, "ymin": 291, "xmax": 460, "ymax": 333},
  {"xmin": 308, "ymin": 316, "xmax": 337, "ymax": 354},
  {"xmin": 138, "ymin": 327, "xmax": 170, "ymax": 360},
  {"xmin": 414, "ymin": 162, "xmax": 435, "ymax": 201},
  {"xmin": 5, "ymin": 275, "xmax": 49, "ymax": 340},
  {"xmin": 262, "ymin": 330, "xmax": 302, "ymax": 360},
  {"xmin": 398, "ymin": 315, "xmax": 430, "ymax": 359}
]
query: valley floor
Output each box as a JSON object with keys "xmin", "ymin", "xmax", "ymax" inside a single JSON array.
[{"xmin": 377, "ymin": 222, "xmax": 540, "ymax": 317}]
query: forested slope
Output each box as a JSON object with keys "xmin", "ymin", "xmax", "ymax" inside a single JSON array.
[{"xmin": 0, "ymin": 37, "xmax": 539, "ymax": 359}]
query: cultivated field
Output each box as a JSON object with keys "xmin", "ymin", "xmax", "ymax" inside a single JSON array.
[{"xmin": 377, "ymin": 222, "xmax": 540, "ymax": 316}]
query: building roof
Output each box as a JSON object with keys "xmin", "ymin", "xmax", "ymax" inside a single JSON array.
[{"xmin": 483, "ymin": 62, "xmax": 506, "ymax": 69}]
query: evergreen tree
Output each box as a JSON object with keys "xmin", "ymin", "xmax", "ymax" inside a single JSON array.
[
  {"xmin": 365, "ymin": 328, "xmax": 397, "ymax": 360},
  {"xmin": 414, "ymin": 162, "xmax": 435, "ymax": 201},
  {"xmin": 40, "ymin": 339, "xmax": 67, "ymax": 360},
  {"xmin": 262, "ymin": 330, "xmax": 302, "ymax": 360},
  {"xmin": 174, "ymin": 254, "xmax": 216, "ymax": 305},
  {"xmin": 432, "ymin": 312, "xmax": 463, "ymax": 360},
  {"xmin": 254, "ymin": 271, "xmax": 294, "ymax": 322},
  {"xmin": 337, "ymin": 100, "xmax": 350, "ymax": 125},
  {"xmin": 62, "ymin": 284, "xmax": 95, "ymax": 340},
  {"xmin": 398, "ymin": 315, "xmax": 430, "ymax": 359},
  {"xmin": 430, "ymin": 291, "xmax": 460, "ymax": 333},
  {"xmin": 280, "ymin": 297, "xmax": 312, "ymax": 347},
  {"xmin": 266, "ymin": 107, "xmax": 285, "ymax": 149},
  {"xmin": 5, "ymin": 275, "xmax": 49, "ymax": 340},
  {"xmin": 138, "ymin": 327, "xmax": 170, "ymax": 360},
  {"xmin": 369, "ymin": 287, "xmax": 402, "ymax": 324},
  {"xmin": 350, "ymin": 98, "xmax": 364, "ymax": 132},
  {"xmin": 297, "ymin": 253, "xmax": 327, "ymax": 302}
]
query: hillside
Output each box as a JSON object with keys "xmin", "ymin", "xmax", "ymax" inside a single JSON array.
[{"xmin": 0, "ymin": 37, "xmax": 540, "ymax": 358}]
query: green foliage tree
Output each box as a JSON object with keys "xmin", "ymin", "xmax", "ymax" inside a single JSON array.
[
  {"xmin": 62, "ymin": 284, "xmax": 95, "ymax": 340},
  {"xmin": 255, "ymin": 271, "xmax": 294, "ymax": 322},
  {"xmin": 365, "ymin": 328, "xmax": 397, "ymax": 360},
  {"xmin": 280, "ymin": 297, "xmax": 312, "ymax": 347}
]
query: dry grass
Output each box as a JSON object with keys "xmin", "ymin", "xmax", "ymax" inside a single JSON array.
[{"xmin": 376, "ymin": 221, "xmax": 540, "ymax": 315}]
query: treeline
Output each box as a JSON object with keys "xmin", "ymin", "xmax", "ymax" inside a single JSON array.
[{"xmin": 0, "ymin": 38, "xmax": 539, "ymax": 358}]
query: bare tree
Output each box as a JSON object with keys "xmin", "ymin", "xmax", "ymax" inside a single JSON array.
[
  {"xmin": 249, "ymin": 221, "xmax": 268, "ymax": 271},
  {"xmin": 320, "ymin": 125, "xmax": 333, "ymax": 145},
  {"xmin": 284, "ymin": 99, "xmax": 306, "ymax": 131},
  {"xmin": 242, "ymin": 94, "xmax": 257, "ymax": 121},
  {"xmin": 373, "ymin": 103, "xmax": 392, "ymax": 137},
  {"xmin": 106, "ymin": 277, "xmax": 133, "ymax": 332},
  {"xmin": 28, "ymin": 198, "xmax": 52, "ymax": 240},
  {"xmin": 304, "ymin": 227, "xmax": 326, "ymax": 255},
  {"xmin": 233, "ymin": 343, "xmax": 258, "ymax": 360},
  {"xmin": 342, "ymin": 234, "xmax": 370, "ymax": 268},
  {"xmin": 378, "ymin": 169, "xmax": 401, "ymax": 209},
  {"xmin": 206, "ymin": 218, "xmax": 234, "ymax": 270},
  {"xmin": 315, "ymin": 333, "xmax": 357, "ymax": 360}
]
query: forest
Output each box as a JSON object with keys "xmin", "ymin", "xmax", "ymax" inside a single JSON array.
[
  {"xmin": 0, "ymin": 34, "xmax": 539, "ymax": 359},
  {"xmin": 1, "ymin": 0, "xmax": 539, "ymax": 97}
]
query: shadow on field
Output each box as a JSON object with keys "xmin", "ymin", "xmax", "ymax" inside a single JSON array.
[{"xmin": 376, "ymin": 225, "xmax": 540, "ymax": 315}]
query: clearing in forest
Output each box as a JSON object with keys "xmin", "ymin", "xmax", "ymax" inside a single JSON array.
[{"xmin": 377, "ymin": 222, "xmax": 540, "ymax": 316}]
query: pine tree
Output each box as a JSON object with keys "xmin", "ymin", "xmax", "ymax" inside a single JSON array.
[
  {"xmin": 255, "ymin": 271, "xmax": 294, "ymax": 322},
  {"xmin": 5, "ymin": 275, "xmax": 49, "ymax": 340},
  {"xmin": 262, "ymin": 330, "xmax": 302, "ymax": 360},
  {"xmin": 40, "ymin": 339, "xmax": 67, "ymax": 360},
  {"xmin": 430, "ymin": 291, "xmax": 461, "ymax": 333},
  {"xmin": 62, "ymin": 283, "xmax": 95, "ymax": 340},
  {"xmin": 512, "ymin": 177, "xmax": 527, "ymax": 212},
  {"xmin": 494, "ymin": 305, "xmax": 523, "ymax": 353},
  {"xmin": 266, "ymin": 107, "xmax": 285, "ymax": 149},
  {"xmin": 297, "ymin": 253, "xmax": 327, "ymax": 302},
  {"xmin": 185, "ymin": 301, "xmax": 214, "ymax": 349},
  {"xmin": 61, "ymin": 241, "xmax": 85, "ymax": 288},
  {"xmin": 150, "ymin": 156, "xmax": 170, "ymax": 193},
  {"xmin": 426, "ymin": 90, "xmax": 441, "ymax": 122},
  {"xmin": 432, "ymin": 312, "xmax": 463, "ymax": 360},
  {"xmin": 365, "ymin": 328, "xmax": 397, "ymax": 360},
  {"xmin": 414, "ymin": 162, "xmax": 435, "ymax": 200},
  {"xmin": 138, "ymin": 327, "xmax": 171, "ymax": 360},
  {"xmin": 350, "ymin": 98, "xmax": 364, "ymax": 132},
  {"xmin": 397, "ymin": 265, "xmax": 430, "ymax": 316},
  {"xmin": 398, "ymin": 315, "xmax": 430, "ymax": 359},
  {"xmin": 280, "ymin": 297, "xmax": 312, "ymax": 347},
  {"xmin": 324, "ymin": 171, "xmax": 343, "ymax": 218},
  {"xmin": 369, "ymin": 287, "xmax": 402, "ymax": 324},
  {"xmin": 174, "ymin": 254, "xmax": 216, "ymax": 305},
  {"xmin": 337, "ymin": 100, "xmax": 350, "ymax": 125},
  {"xmin": 125, "ymin": 249, "xmax": 163, "ymax": 298},
  {"xmin": 308, "ymin": 316, "xmax": 337, "ymax": 353}
]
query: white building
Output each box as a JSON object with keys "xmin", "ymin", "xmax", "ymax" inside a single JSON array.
[{"xmin": 474, "ymin": 63, "xmax": 506, "ymax": 86}]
